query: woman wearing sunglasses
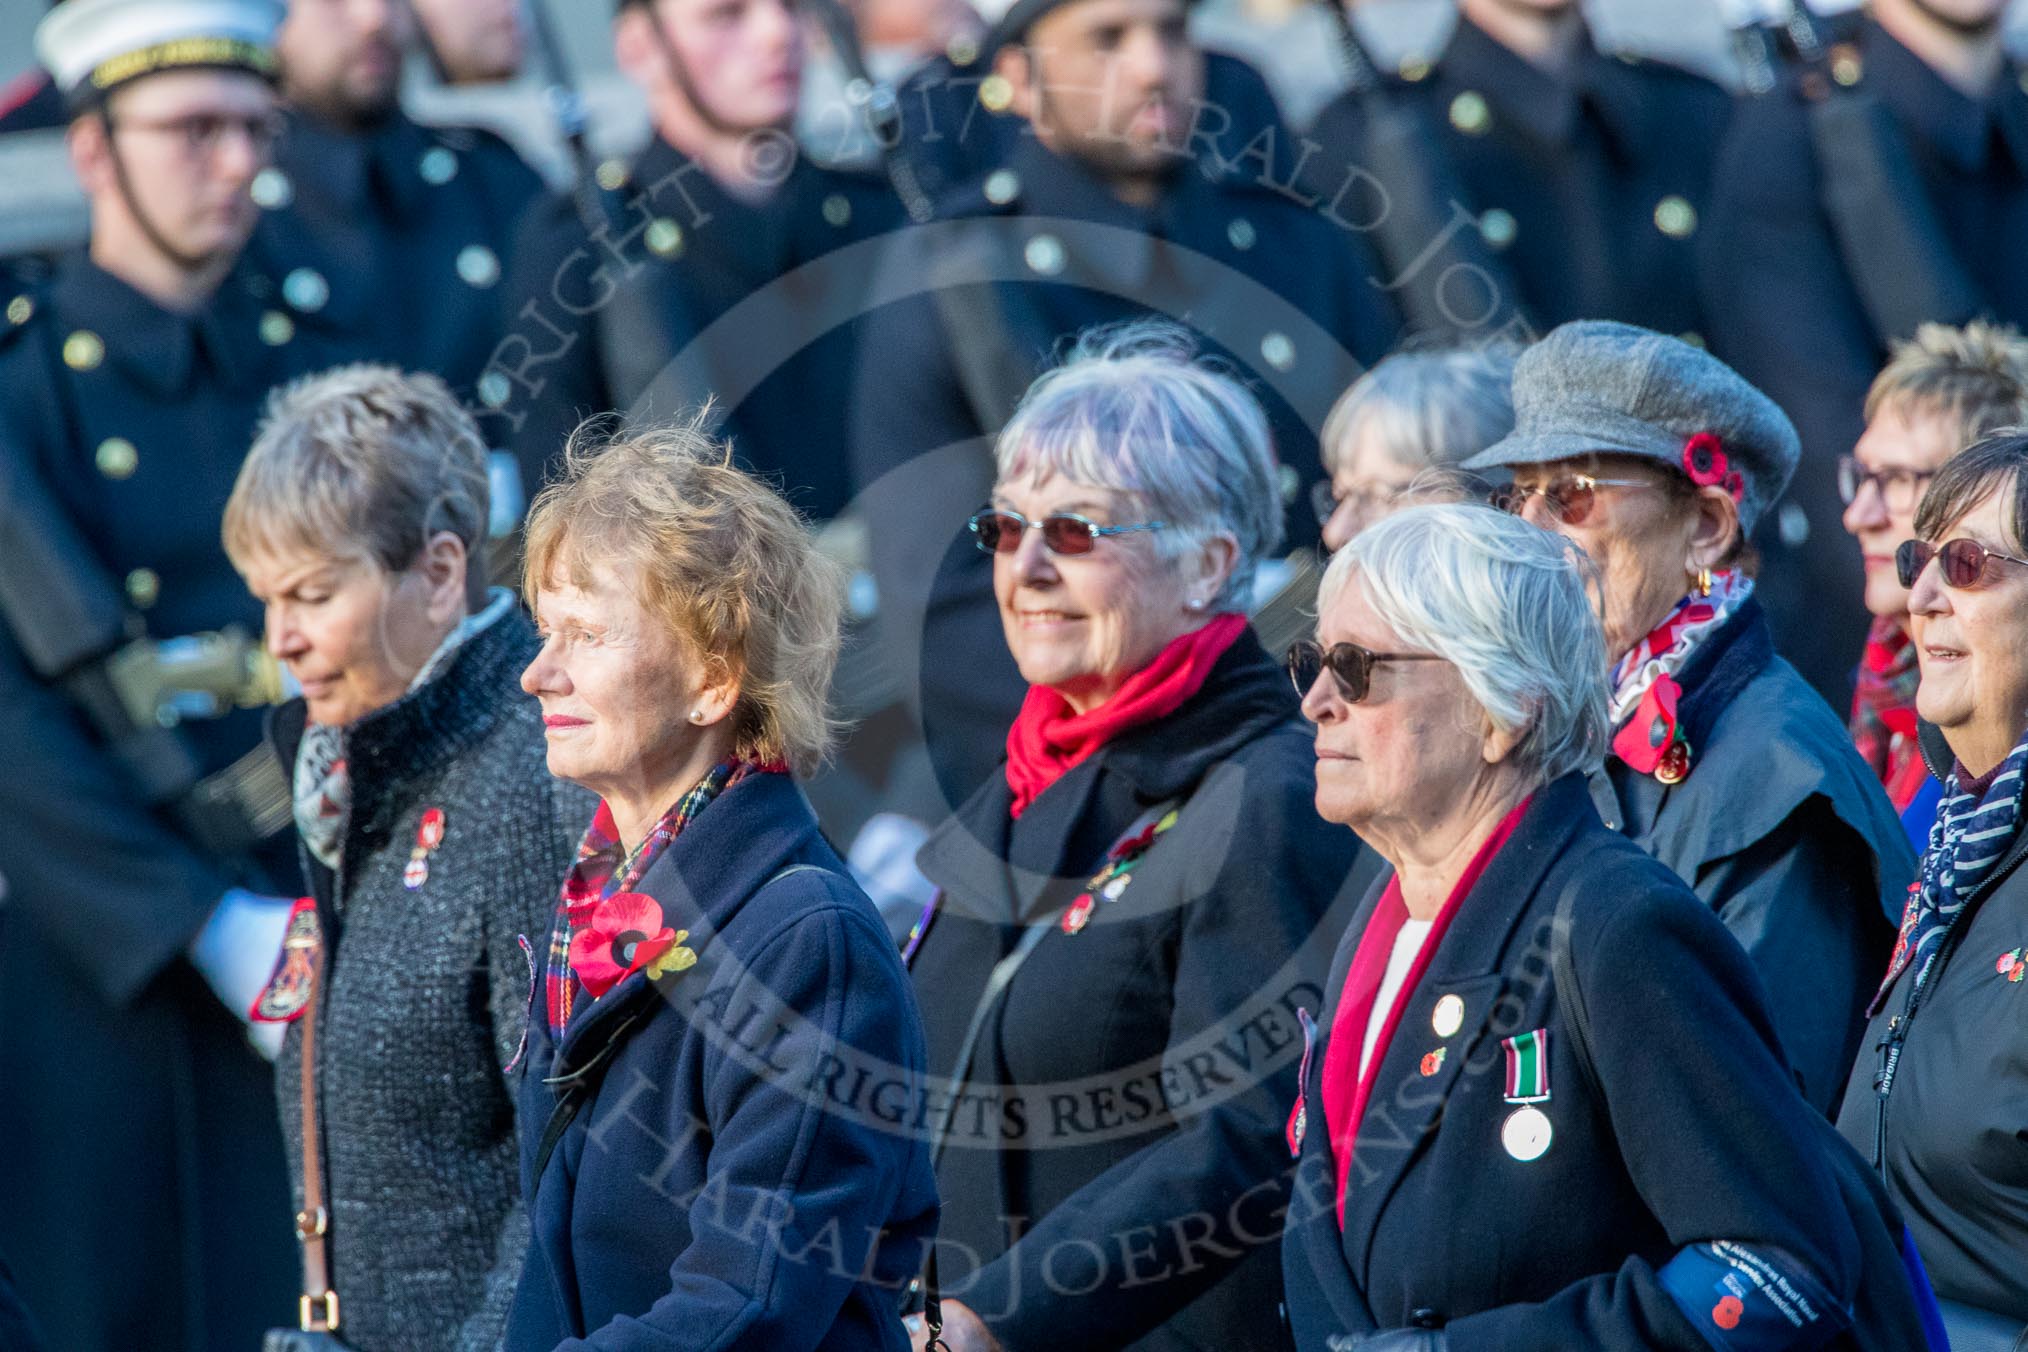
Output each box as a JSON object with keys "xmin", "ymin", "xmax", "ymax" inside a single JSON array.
[
  {"xmin": 1282, "ymin": 503, "xmax": 1934, "ymax": 1352},
  {"xmin": 1463, "ymin": 320, "xmax": 1913, "ymax": 1114},
  {"xmin": 1837, "ymin": 322, "xmax": 2028, "ymax": 846},
  {"xmin": 1836, "ymin": 432, "xmax": 2028, "ymax": 1340},
  {"xmin": 900, "ymin": 324, "xmax": 1365, "ymax": 1352}
]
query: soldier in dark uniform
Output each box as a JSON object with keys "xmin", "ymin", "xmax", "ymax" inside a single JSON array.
[
  {"xmin": 849, "ymin": 0, "xmax": 1400, "ymax": 808},
  {"xmin": 1699, "ymin": 0, "xmax": 2027, "ymax": 706},
  {"xmin": 1304, "ymin": 0, "xmax": 1729, "ymax": 339},
  {"xmin": 248, "ymin": 0, "xmax": 544, "ymax": 468},
  {"xmin": 0, "ymin": 8, "xmax": 309, "ymax": 1350},
  {"xmin": 493, "ymin": 0, "xmax": 903, "ymax": 519}
]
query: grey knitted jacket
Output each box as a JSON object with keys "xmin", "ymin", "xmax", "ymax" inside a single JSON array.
[{"xmin": 269, "ymin": 608, "xmax": 592, "ymax": 1352}]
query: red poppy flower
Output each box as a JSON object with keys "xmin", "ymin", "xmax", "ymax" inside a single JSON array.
[
  {"xmin": 570, "ymin": 891, "xmax": 679, "ymax": 999},
  {"xmin": 1682, "ymin": 432, "xmax": 1728, "ymax": 487}
]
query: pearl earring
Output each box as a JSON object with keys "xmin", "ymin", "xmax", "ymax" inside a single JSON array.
[{"xmin": 689, "ymin": 710, "xmax": 704, "ymax": 723}]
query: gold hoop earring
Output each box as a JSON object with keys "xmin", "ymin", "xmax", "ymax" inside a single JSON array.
[{"xmin": 1696, "ymin": 566, "xmax": 1712, "ymax": 598}]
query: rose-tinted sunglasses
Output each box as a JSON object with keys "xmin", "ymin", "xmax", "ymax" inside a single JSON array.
[
  {"xmin": 1896, "ymin": 537, "xmax": 2028, "ymax": 590},
  {"xmin": 1490, "ymin": 475, "xmax": 1656, "ymax": 527},
  {"xmin": 968, "ymin": 508, "xmax": 1168, "ymax": 556}
]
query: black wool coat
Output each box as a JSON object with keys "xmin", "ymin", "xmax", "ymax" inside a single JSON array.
[
  {"xmin": 1839, "ymin": 722, "xmax": 2028, "ymax": 1323},
  {"xmin": 1593, "ymin": 601, "xmax": 1912, "ymax": 1113},
  {"xmin": 906, "ymin": 629, "xmax": 1371, "ymax": 1352},
  {"xmin": 1282, "ymin": 772, "xmax": 1929, "ymax": 1351},
  {"xmin": 268, "ymin": 607, "xmax": 591, "ymax": 1352}
]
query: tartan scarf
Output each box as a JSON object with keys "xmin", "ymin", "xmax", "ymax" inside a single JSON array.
[
  {"xmin": 1876, "ymin": 726, "xmax": 2028, "ymax": 1009},
  {"xmin": 1849, "ymin": 617, "xmax": 1927, "ymax": 811},
  {"xmin": 544, "ymin": 758, "xmax": 768, "ymax": 1035}
]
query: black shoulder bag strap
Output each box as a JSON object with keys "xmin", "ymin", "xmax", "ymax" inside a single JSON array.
[{"xmin": 1549, "ymin": 880, "xmax": 1602, "ymax": 1100}]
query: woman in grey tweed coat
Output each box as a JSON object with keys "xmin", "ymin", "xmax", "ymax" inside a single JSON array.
[{"xmin": 225, "ymin": 366, "xmax": 591, "ymax": 1351}]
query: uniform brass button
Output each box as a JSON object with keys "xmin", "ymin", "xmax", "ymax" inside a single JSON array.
[
  {"xmin": 1479, "ymin": 207, "xmax": 1518, "ymax": 249},
  {"xmin": 455, "ymin": 244, "xmax": 501, "ymax": 288},
  {"xmin": 1227, "ymin": 218, "xmax": 1257, "ymax": 251},
  {"xmin": 1678, "ymin": 330, "xmax": 1705, "ymax": 349},
  {"xmin": 1833, "ymin": 47, "xmax": 1864, "ymax": 88},
  {"xmin": 1277, "ymin": 462, "xmax": 1300, "ymax": 504},
  {"xmin": 1449, "ymin": 91, "xmax": 1491, "ymax": 135},
  {"xmin": 283, "ymin": 267, "xmax": 330, "ymax": 313},
  {"xmin": 644, "ymin": 218, "xmax": 684, "ymax": 258},
  {"xmin": 1653, "ymin": 195, "xmax": 1697, "ymax": 239},
  {"xmin": 95, "ymin": 437, "xmax": 138, "ymax": 479},
  {"xmin": 1260, "ymin": 331, "xmax": 1296, "ymax": 371},
  {"xmin": 250, "ymin": 167, "xmax": 293, "ymax": 209},
  {"xmin": 125, "ymin": 567, "xmax": 160, "ymax": 609},
  {"xmin": 5, "ymin": 295, "xmax": 30, "ymax": 326},
  {"xmin": 1398, "ymin": 56, "xmax": 1432, "ymax": 83},
  {"xmin": 477, "ymin": 370, "xmax": 513, "ymax": 408},
  {"xmin": 984, "ymin": 169, "xmax": 1020, "ymax": 205},
  {"xmin": 419, "ymin": 146, "xmax": 459, "ymax": 185},
  {"xmin": 595, "ymin": 158, "xmax": 629, "ymax": 191},
  {"xmin": 822, "ymin": 193, "xmax": 853, "ymax": 227},
  {"xmin": 1023, "ymin": 233, "xmax": 1066, "ymax": 276},
  {"xmin": 946, "ymin": 34, "xmax": 978, "ymax": 67},
  {"xmin": 63, "ymin": 330, "xmax": 104, "ymax": 370},
  {"xmin": 259, "ymin": 310, "xmax": 296, "ymax": 346},
  {"xmin": 979, "ymin": 74, "xmax": 1014, "ymax": 113}
]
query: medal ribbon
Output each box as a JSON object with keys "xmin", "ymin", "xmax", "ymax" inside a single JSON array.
[{"xmin": 1503, "ymin": 1028, "xmax": 1551, "ymax": 1104}]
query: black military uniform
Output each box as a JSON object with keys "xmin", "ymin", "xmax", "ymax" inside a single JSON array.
[
  {"xmin": 0, "ymin": 254, "xmax": 307, "ymax": 1350},
  {"xmin": 1700, "ymin": 20, "xmax": 2028, "ymax": 705},
  {"xmin": 1304, "ymin": 16, "xmax": 1729, "ymax": 340},
  {"xmin": 246, "ymin": 108, "xmax": 544, "ymax": 459},
  {"xmin": 849, "ymin": 132, "xmax": 1399, "ymax": 806},
  {"xmin": 496, "ymin": 134, "xmax": 901, "ymax": 518}
]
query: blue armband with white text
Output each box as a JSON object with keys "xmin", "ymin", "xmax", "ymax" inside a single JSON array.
[{"xmin": 1658, "ymin": 1241, "xmax": 1850, "ymax": 1352}]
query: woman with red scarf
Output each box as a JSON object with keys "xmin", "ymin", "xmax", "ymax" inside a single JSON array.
[
  {"xmin": 898, "ymin": 324, "xmax": 1367, "ymax": 1352},
  {"xmin": 1465, "ymin": 321, "xmax": 1914, "ymax": 1114},
  {"xmin": 1280, "ymin": 503, "xmax": 1936, "ymax": 1352}
]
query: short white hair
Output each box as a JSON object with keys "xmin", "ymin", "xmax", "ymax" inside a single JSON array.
[
  {"xmin": 994, "ymin": 320, "xmax": 1284, "ymax": 611},
  {"xmin": 1318, "ymin": 503, "xmax": 1608, "ymax": 784},
  {"xmin": 1320, "ymin": 343, "xmax": 1518, "ymax": 475}
]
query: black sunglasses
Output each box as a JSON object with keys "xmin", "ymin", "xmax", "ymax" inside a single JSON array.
[
  {"xmin": 1896, "ymin": 537, "xmax": 2028, "ymax": 590},
  {"xmin": 1286, "ymin": 640, "xmax": 1445, "ymax": 703},
  {"xmin": 968, "ymin": 508, "xmax": 1168, "ymax": 556}
]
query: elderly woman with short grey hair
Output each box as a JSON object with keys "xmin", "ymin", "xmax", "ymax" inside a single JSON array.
[
  {"xmin": 1468, "ymin": 320, "xmax": 1913, "ymax": 1114},
  {"xmin": 901, "ymin": 323, "xmax": 1365, "ymax": 1352},
  {"xmin": 1281, "ymin": 504, "xmax": 1932, "ymax": 1352},
  {"xmin": 224, "ymin": 365, "xmax": 589, "ymax": 1351},
  {"xmin": 1313, "ymin": 343, "xmax": 1518, "ymax": 551}
]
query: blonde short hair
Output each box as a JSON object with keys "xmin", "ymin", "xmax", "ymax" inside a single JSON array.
[
  {"xmin": 522, "ymin": 417, "xmax": 845, "ymax": 769},
  {"xmin": 1864, "ymin": 320, "xmax": 2028, "ymax": 451},
  {"xmin": 224, "ymin": 364, "xmax": 491, "ymax": 606}
]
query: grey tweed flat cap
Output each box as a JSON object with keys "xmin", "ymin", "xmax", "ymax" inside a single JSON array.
[{"xmin": 1463, "ymin": 320, "xmax": 1800, "ymax": 534}]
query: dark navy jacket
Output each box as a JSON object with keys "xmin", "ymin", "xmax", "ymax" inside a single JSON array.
[
  {"xmin": 505, "ymin": 771, "xmax": 939, "ymax": 1352},
  {"xmin": 1282, "ymin": 773, "xmax": 1929, "ymax": 1351},
  {"xmin": 908, "ymin": 630, "xmax": 1371, "ymax": 1351},
  {"xmin": 1593, "ymin": 600, "xmax": 1912, "ymax": 1113}
]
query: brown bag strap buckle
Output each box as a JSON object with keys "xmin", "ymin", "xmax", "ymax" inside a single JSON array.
[{"xmin": 298, "ymin": 1289, "xmax": 340, "ymax": 1332}]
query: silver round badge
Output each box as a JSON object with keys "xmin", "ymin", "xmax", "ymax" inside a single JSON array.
[
  {"xmin": 1501, "ymin": 1105, "xmax": 1553, "ymax": 1161},
  {"xmin": 1431, "ymin": 993, "xmax": 1465, "ymax": 1039}
]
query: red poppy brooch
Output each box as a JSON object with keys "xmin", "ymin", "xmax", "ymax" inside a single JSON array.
[
  {"xmin": 1061, "ymin": 807, "xmax": 1181, "ymax": 935},
  {"xmin": 569, "ymin": 891, "xmax": 697, "ymax": 1000},
  {"xmin": 1682, "ymin": 432, "xmax": 1744, "ymax": 503}
]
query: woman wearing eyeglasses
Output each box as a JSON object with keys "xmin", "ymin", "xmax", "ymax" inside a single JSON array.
[
  {"xmin": 899, "ymin": 323, "xmax": 1366, "ymax": 1352},
  {"xmin": 1838, "ymin": 322, "xmax": 2028, "ymax": 844},
  {"xmin": 1310, "ymin": 343, "xmax": 1518, "ymax": 552},
  {"xmin": 1836, "ymin": 431, "xmax": 2028, "ymax": 1340},
  {"xmin": 1282, "ymin": 503, "xmax": 1935, "ymax": 1352},
  {"xmin": 1462, "ymin": 320, "xmax": 1913, "ymax": 1114}
]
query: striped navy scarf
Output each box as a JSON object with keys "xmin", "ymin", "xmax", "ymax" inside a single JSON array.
[{"xmin": 1879, "ymin": 727, "xmax": 2028, "ymax": 1003}]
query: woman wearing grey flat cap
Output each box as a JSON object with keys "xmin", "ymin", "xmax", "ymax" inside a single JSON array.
[{"xmin": 1466, "ymin": 320, "xmax": 1914, "ymax": 1114}]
